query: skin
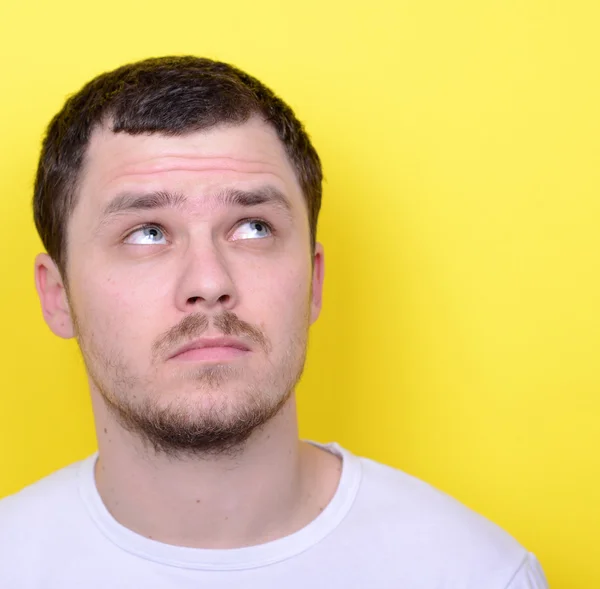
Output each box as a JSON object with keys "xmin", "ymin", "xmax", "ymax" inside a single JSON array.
[{"xmin": 34, "ymin": 117, "xmax": 342, "ymax": 549}]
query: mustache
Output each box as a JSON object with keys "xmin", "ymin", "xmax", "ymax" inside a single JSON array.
[{"xmin": 152, "ymin": 311, "xmax": 270, "ymax": 359}]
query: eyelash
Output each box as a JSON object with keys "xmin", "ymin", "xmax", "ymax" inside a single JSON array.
[{"xmin": 123, "ymin": 218, "xmax": 275, "ymax": 241}]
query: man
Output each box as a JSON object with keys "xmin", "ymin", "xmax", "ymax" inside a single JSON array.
[{"xmin": 0, "ymin": 56, "xmax": 548, "ymax": 588}]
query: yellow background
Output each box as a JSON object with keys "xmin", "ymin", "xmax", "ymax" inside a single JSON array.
[{"xmin": 1, "ymin": 0, "xmax": 598, "ymax": 586}]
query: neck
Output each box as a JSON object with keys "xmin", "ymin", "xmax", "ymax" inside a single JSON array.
[{"xmin": 91, "ymin": 391, "xmax": 337, "ymax": 549}]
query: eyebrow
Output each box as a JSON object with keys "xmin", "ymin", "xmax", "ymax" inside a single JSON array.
[{"xmin": 100, "ymin": 186, "xmax": 293, "ymax": 222}]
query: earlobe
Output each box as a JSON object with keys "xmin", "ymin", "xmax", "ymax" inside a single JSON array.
[
  {"xmin": 310, "ymin": 243, "xmax": 325, "ymax": 324},
  {"xmin": 34, "ymin": 254, "xmax": 75, "ymax": 339}
]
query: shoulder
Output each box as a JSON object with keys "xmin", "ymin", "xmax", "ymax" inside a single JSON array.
[
  {"xmin": 0, "ymin": 457, "xmax": 96, "ymax": 585},
  {"xmin": 0, "ymin": 458, "xmax": 89, "ymax": 545},
  {"xmin": 356, "ymin": 454, "xmax": 515, "ymax": 540},
  {"xmin": 343, "ymin": 449, "xmax": 547, "ymax": 587}
]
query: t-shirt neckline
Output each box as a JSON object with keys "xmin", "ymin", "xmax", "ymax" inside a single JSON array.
[{"xmin": 77, "ymin": 440, "xmax": 362, "ymax": 571}]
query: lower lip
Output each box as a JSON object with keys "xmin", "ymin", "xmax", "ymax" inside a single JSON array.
[{"xmin": 171, "ymin": 347, "xmax": 249, "ymax": 362}]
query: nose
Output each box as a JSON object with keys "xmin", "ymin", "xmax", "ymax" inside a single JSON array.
[{"xmin": 175, "ymin": 240, "xmax": 237, "ymax": 313}]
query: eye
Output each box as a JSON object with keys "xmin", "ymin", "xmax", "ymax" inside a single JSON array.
[
  {"xmin": 231, "ymin": 219, "xmax": 273, "ymax": 241},
  {"xmin": 124, "ymin": 224, "xmax": 167, "ymax": 245}
]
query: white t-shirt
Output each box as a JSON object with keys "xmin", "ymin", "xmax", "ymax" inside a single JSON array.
[{"xmin": 0, "ymin": 441, "xmax": 548, "ymax": 588}]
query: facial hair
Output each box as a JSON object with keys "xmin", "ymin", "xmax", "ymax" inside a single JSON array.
[{"xmin": 74, "ymin": 308, "xmax": 310, "ymax": 460}]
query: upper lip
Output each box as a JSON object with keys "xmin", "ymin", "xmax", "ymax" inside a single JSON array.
[{"xmin": 169, "ymin": 336, "xmax": 251, "ymax": 359}]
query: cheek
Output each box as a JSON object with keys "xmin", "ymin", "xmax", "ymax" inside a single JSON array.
[
  {"xmin": 70, "ymin": 265, "xmax": 169, "ymax": 346},
  {"xmin": 249, "ymin": 260, "xmax": 312, "ymax": 333}
]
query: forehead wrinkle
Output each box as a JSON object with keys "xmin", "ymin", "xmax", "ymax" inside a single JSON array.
[
  {"xmin": 97, "ymin": 162, "xmax": 294, "ymax": 202},
  {"xmin": 90, "ymin": 166, "xmax": 296, "ymax": 220},
  {"xmin": 114, "ymin": 155, "xmax": 287, "ymax": 178}
]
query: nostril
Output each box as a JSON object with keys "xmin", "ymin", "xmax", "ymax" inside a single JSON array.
[{"xmin": 186, "ymin": 295, "xmax": 230, "ymax": 306}]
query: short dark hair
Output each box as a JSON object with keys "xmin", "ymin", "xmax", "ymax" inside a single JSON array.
[{"xmin": 33, "ymin": 56, "xmax": 323, "ymax": 277}]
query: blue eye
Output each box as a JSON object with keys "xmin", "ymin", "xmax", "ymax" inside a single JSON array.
[
  {"xmin": 231, "ymin": 220, "xmax": 273, "ymax": 241},
  {"xmin": 125, "ymin": 225, "xmax": 167, "ymax": 245}
]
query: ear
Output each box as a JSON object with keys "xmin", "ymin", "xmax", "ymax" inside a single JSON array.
[
  {"xmin": 310, "ymin": 242, "xmax": 325, "ymax": 325},
  {"xmin": 34, "ymin": 253, "xmax": 75, "ymax": 339}
]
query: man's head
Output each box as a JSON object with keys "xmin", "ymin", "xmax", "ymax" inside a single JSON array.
[
  {"xmin": 34, "ymin": 56, "xmax": 322, "ymax": 280},
  {"xmin": 33, "ymin": 56, "xmax": 324, "ymax": 458}
]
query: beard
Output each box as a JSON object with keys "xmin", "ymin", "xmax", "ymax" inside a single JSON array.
[{"xmin": 74, "ymin": 308, "xmax": 310, "ymax": 460}]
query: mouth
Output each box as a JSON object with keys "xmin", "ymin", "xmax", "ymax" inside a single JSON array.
[{"xmin": 169, "ymin": 337, "xmax": 251, "ymax": 362}]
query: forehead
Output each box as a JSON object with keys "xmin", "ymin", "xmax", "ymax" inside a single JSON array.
[{"xmin": 77, "ymin": 117, "xmax": 303, "ymax": 212}]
